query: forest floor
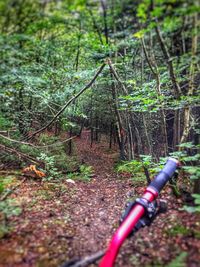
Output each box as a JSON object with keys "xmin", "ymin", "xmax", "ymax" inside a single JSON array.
[{"xmin": 0, "ymin": 132, "xmax": 200, "ymax": 267}]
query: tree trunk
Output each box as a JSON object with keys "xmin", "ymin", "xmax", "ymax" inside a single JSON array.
[
  {"xmin": 68, "ymin": 127, "xmax": 73, "ymax": 155},
  {"xmin": 180, "ymin": 12, "xmax": 198, "ymax": 147},
  {"xmin": 141, "ymin": 38, "xmax": 168, "ymax": 155},
  {"xmin": 155, "ymin": 24, "xmax": 182, "ymax": 99},
  {"xmin": 109, "ymin": 122, "xmax": 113, "ymax": 149}
]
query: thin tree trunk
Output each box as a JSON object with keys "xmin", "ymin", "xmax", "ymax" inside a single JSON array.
[
  {"xmin": 68, "ymin": 127, "xmax": 73, "ymax": 155},
  {"xmin": 128, "ymin": 122, "xmax": 134, "ymax": 159},
  {"xmin": 141, "ymin": 38, "xmax": 168, "ymax": 155},
  {"xmin": 180, "ymin": 12, "xmax": 198, "ymax": 146},
  {"xmin": 74, "ymin": 20, "xmax": 82, "ymax": 72},
  {"xmin": 87, "ymin": 7, "xmax": 104, "ymax": 45},
  {"xmin": 109, "ymin": 122, "xmax": 113, "ymax": 149},
  {"xmin": 100, "ymin": 0, "xmax": 109, "ymax": 44},
  {"xmin": 90, "ymin": 127, "xmax": 94, "ymax": 148},
  {"xmin": 155, "ymin": 24, "xmax": 182, "ymax": 98},
  {"xmin": 95, "ymin": 116, "xmax": 99, "ymax": 142},
  {"xmin": 142, "ymin": 114, "xmax": 153, "ymax": 155},
  {"xmin": 110, "ymin": 75, "xmax": 126, "ymax": 160}
]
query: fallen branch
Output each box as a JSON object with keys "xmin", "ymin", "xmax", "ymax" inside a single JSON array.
[
  {"xmin": 0, "ymin": 144, "xmax": 43, "ymax": 165},
  {"xmin": 0, "ymin": 133, "xmax": 76, "ymax": 148},
  {"xmin": 61, "ymin": 250, "xmax": 105, "ymax": 267},
  {"xmin": 0, "ymin": 134, "xmax": 36, "ymax": 147},
  {"xmin": 27, "ymin": 64, "xmax": 106, "ymax": 140},
  {"xmin": 0, "ymin": 171, "xmax": 20, "ymax": 175},
  {"xmin": 0, "ymin": 177, "xmax": 26, "ymax": 201}
]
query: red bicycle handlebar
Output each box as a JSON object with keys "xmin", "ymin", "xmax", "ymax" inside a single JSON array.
[{"xmin": 99, "ymin": 158, "xmax": 180, "ymax": 267}]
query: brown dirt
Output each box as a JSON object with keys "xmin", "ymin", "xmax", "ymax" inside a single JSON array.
[{"xmin": 0, "ymin": 132, "xmax": 200, "ymax": 267}]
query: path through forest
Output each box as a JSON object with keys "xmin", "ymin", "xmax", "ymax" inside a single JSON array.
[{"xmin": 0, "ymin": 133, "xmax": 200, "ymax": 267}]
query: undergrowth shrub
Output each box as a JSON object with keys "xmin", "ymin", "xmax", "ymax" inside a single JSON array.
[
  {"xmin": 67, "ymin": 164, "xmax": 93, "ymax": 182},
  {"xmin": 20, "ymin": 144, "xmax": 41, "ymax": 159},
  {"xmin": 116, "ymin": 155, "xmax": 156, "ymax": 182},
  {"xmin": 0, "ymin": 112, "xmax": 13, "ymax": 130},
  {"xmin": 38, "ymin": 133, "xmax": 59, "ymax": 145},
  {"xmin": 0, "ymin": 176, "xmax": 22, "ymax": 239},
  {"xmin": 37, "ymin": 152, "xmax": 61, "ymax": 180},
  {"xmin": 116, "ymin": 160, "xmax": 146, "ymax": 182},
  {"xmin": 0, "ymin": 199, "xmax": 22, "ymax": 239}
]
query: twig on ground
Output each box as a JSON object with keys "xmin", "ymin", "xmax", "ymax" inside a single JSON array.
[{"xmin": 61, "ymin": 250, "xmax": 105, "ymax": 267}]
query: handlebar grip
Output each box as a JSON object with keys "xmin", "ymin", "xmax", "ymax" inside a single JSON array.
[{"xmin": 148, "ymin": 158, "xmax": 180, "ymax": 193}]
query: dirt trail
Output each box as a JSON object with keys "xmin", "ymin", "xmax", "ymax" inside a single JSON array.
[
  {"xmin": 0, "ymin": 133, "xmax": 200, "ymax": 267},
  {"xmin": 66, "ymin": 133, "xmax": 134, "ymax": 262}
]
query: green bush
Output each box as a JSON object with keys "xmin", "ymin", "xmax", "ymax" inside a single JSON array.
[
  {"xmin": 0, "ymin": 182, "xmax": 4, "ymax": 194},
  {"xmin": 184, "ymin": 194, "xmax": 200, "ymax": 213},
  {"xmin": 67, "ymin": 164, "xmax": 93, "ymax": 182},
  {"xmin": 116, "ymin": 155, "xmax": 156, "ymax": 182},
  {"xmin": 0, "ymin": 113, "xmax": 13, "ymax": 130},
  {"xmin": 38, "ymin": 133, "xmax": 59, "ymax": 145},
  {"xmin": 0, "ymin": 199, "xmax": 22, "ymax": 239},
  {"xmin": 37, "ymin": 152, "xmax": 61, "ymax": 180}
]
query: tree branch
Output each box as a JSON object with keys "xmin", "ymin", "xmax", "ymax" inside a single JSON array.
[
  {"xmin": 141, "ymin": 38, "xmax": 157, "ymax": 77},
  {"xmin": 0, "ymin": 133, "xmax": 76, "ymax": 148},
  {"xmin": 27, "ymin": 64, "xmax": 106, "ymax": 140},
  {"xmin": 61, "ymin": 250, "xmax": 105, "ymax": 267},
  {"xmin": 107, "ymin": 58, "xmax": 128, "ymax": 95}
]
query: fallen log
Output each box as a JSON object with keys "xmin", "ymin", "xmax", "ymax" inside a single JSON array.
[
  {"xmin": 0, "ymin": 133, "xmax": 76, "ymax": 148},
  {"xmin": 0, "ymin": 144, "xmax": 43, "ymax": 165}
]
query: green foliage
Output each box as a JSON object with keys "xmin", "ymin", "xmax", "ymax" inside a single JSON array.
[
  {"xmin": 79, "ymin": 165, "xmax": 93, "ymax": 181},
  {"xmin": 0, "ymin": 113, "xmax": 13, "ymax": 130},
  {"xmin": 182, "ymin": 166, "xmax": 200, "ymax": 180},
  {"xmin": 0, "ymin": 199, "xmax": 21, "ymax": 218},
  {"xmin": 38, "ymin": 134, "xmax": 59, "ymax": 146},
  {"xmin": 37, "ymin": 153, "xmax": 61, "ymax": 180},
  {"xmin": 0, "ymin": 199, "xmax": 22, "ymax": 239},
  {"xmin": 116, "ymin": 155, "xmax": 155, "ymax": 182},
  {"xmin": 0, "ymin": 176, "xmax": 15, "ymax": 187},
  {"xmin": 0, "ymin": 182, "xmax": 4, "ymax": 194},
  {"xmin": 67, "ymin": 164, "xmax": 93, "ymax": 182},
  {"xmin": 166, "ymin": 252, "xmax": 187, "ymax": 267},
  {"xmin": 166, "ymin": 224, "xmax": 190, "ymax": 237},
  {"xmin": 19, "ymin": 144, "xmax": 41, "ymax": 160},
  {"xmin": 184, "ymin": 194, "xmax": 200, "ymax": 213},
  {"xmin": 117, "ymin": 154, "xmax": 160, "ymax": 175},
  {"xmin": 157, "ymin": 143, "xmax": 200, "ymax": 213}
]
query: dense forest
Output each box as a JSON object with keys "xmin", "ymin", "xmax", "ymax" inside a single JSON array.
[{"xmin": 0, "ymin": 0, "xmax": 200, "ymax": 267}]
